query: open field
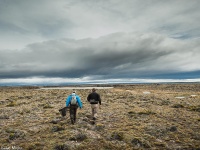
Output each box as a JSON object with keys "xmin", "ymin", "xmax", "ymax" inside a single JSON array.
[{"xmin": 0, "ymin": 84, "xmax": 200, "ymax": 150}]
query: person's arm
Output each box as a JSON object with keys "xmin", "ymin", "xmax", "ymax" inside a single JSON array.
[
  {"xmin": 66, "ymin": 96, "xmax": 71, "ymax": 107},
  {"xmin": 98, "ymin": 93, "xmax": 101, "ymax": 105},
  {"xmin": 87, "ymin": 94, "xmax": 90, "ymax": 102},
  {"xmin": 77, "ymin": 96, "xmax": 82, "ymax": 108}
]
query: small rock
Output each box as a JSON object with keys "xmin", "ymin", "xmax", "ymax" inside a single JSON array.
[
  {"xmin": 169, "ymin": 126, "xmax": 177, "ymax": 132},
  {"xmin": 50, "ymin": 119, "xmax": 60, "ymax": 124},
  {"xmin": 175, "ymin": 97, "xmax": 185, "ymax": 99},
  {"xmin": 143, "ymin": 91, "xmax": 151, "ymax": 94},
  {"xmin": 190, "ymin": 95, "xmax": 197, "ymax": 98},
  {"xmin": 52, "ymin": 126, "xmax": 65, "ymax": 132},
  {"xmin": 0, "ymin": 115, "xmax": 9, "ymax": 119}
]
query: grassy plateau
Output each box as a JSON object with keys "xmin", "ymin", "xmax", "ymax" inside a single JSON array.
[{"xmin": 0, "ymin": 84, "xmax": 200, "ymax": 150}]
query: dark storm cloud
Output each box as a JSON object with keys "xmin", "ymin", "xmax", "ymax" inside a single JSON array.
[{"xmin": 1, "ymin": 32, "xmax": 200, "ymax": 79}]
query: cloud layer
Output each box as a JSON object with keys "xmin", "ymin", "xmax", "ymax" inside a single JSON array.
[
  {"xmin": 0, "ymin": 0, "xmax": 200, "ymax": 49},
  {"xmin": 0, "ymin": 0, "xmax": 200, "ymax": 83},
  {"xmin": 1, "ymin": 32, "xmax": 200, "ymax": 80}
]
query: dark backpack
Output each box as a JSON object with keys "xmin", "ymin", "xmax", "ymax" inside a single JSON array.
[{"xmin": 59, "ymin": 107, "xmax": 68, "ymax": 116}]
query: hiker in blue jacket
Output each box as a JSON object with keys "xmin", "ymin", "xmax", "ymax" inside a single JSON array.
[{"xmin": 66, "ymin": 91, "xmax": 82, "ymax": 124}]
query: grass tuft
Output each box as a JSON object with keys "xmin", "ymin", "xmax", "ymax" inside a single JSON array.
[
  {"xmin": 188, "ymin": 105, "xmax": 200, "ymax": 112},
  {"xmin": 6, "ymin": 101, "xmax": 17, "ymax": 107},
  {"xmin": 110, "ymin": 131, "xmax": 124, "ymax": 141}
]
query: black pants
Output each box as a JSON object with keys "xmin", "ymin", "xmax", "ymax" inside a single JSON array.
[{"xmin": 70, "ymin": 105, "xmax": 78, "ymax": 124}]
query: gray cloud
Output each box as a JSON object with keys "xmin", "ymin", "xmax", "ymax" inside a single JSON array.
[
  {"xmin": 1, "ymin": 32, "xmax": 200, "ymax": 79},
  {"xmin": 0, "ymin": 0, "xmax": 200, "ymax": 81},
  {"xmin": 0, "ymin": 0, "xmax": 200, "ymax": 49}
]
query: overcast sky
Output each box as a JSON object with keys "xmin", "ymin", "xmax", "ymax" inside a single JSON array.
[{"xmin": 0, "ymin": 0, "xmax": 200, "ymax": 84}]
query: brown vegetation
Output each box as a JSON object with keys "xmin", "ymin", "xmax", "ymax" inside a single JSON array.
[{"xmin": 0, "ymin": 84, "xmax": 200, "ymax": 149}]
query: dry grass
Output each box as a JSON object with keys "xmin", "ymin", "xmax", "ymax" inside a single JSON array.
[{"xmin": 0, "ymin": 84, "xmax": 200, "ymax": 149}]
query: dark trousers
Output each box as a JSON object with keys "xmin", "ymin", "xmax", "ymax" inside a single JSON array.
[{"xmin": 70, "ymin": 105, "xmax": 78, "ymax": 124}]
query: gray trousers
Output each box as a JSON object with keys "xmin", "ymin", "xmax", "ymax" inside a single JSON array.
[{"xmin": 91, "ymin": 104, "xmax": 98, "ymax": 118}]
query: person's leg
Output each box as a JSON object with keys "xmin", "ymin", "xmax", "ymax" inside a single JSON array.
[
  {"xmin": 91, "ymin": 104, "xmax": 98, "ymax": 120},
  {"xmin": 91, "ymin": 104, "xmax": 95, "ymax": 118},
  {"xmin": 70, "ymin": 106, "xmax": 75, "ymax": 124},
  {"xmin": 93, "ymin": 104, "xmax": 98, "ymax": 119},
  {"xmin": 74, "ymin": 106, "xmax": 77, "ymax": 123}
]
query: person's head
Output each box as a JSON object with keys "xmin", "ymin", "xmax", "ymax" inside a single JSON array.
[
  {"xmin": 92, "ymin": 88, "xmax": 96, "ymax": 92},
  {"xmin": 72, "ymin": 90, "xmax": 76, "ymax": 95},
  {"xmin": 72, "ymin": 93, "xmax": 76, "ymax": 96}
]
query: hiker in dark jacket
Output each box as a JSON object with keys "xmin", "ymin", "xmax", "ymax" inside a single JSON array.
[
  {"xmin": 87, "ymin": 88, "xmax": 101, "ymax": 120},
  {"xmin": 66, "ymin": 91, "xmax": 82, "ymax": 124}
]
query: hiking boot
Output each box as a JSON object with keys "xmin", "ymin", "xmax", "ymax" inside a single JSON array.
[{"xmin": 71, "ymin": 119, "xmax": 75, "ymax": 124}]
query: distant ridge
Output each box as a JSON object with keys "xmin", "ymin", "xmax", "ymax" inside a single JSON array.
[{"xmin": 0, "ymin": 81, "xmax": 199, "ymax": 87}]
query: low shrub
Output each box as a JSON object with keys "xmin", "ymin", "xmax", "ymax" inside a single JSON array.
[{"xmin": 110, "ymin": 131, "xmax": 124, "ymax": 141}]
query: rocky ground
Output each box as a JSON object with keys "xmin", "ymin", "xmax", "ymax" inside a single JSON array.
[{"xmin": 0, "ymin": 84, "xmax": 200, "ymax": 150}]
